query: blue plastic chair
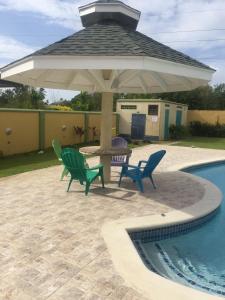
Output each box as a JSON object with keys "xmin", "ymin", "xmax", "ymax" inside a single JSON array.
[
  {"xmin": 119, "ymin": 150, "xmax": 166, "ymax": 192},
  {"xmin": 111, "ymin": 137, "xmax": 130, "ymax": 167}
]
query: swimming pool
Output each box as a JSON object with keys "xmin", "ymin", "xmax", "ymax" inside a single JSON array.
[{"xmin": 132, "ymin": 162, "xmax": 225, "ymax": 297}]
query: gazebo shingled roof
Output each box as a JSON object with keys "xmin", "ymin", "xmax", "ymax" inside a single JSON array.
[
  {"xmin": 2, "ymin": 0, "xmax": 212, "ymax": 71},
  {"xmin": 0, "ymin": 79, "xmax": 21, "ymax": 88},
  {"xmin": 30, "ymin": 23, "xmax": 211, "ymax": 70},
  {"xmin": 1, "ymin": 0, "xmax": 215, "ymax": 94}
]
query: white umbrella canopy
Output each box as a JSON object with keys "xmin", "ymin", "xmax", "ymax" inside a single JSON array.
[{"xmin": 0, "ymin": 0, "xmax": 215, "ymax": 181}]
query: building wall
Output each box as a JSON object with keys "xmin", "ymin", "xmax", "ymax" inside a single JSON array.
[
  {"xmin": 182, "ymin": 106, "xmax": 188, "ymax": 125},
  {"xmin": 117, "ymin": 100, "xmax": 161, "ymax": 138},
  {"xmin": 145, "ymin": 103, "xmax": 161, "ymax": 138},
  {"xmin": 0, "ymin": 110, "xmax": 39, "ymax": 156},
  {"xmin": 160, "ymin": 103, "xmax": 188, "ymax": 139},
  {"xmin": 187, "ymin": 110, "xmax": 225, "ymax": 125},
  {"xmin": 117, "ymin": 100, "xmax": 188, "ymax": 140},
  {"xmin": 0, "ymin": 109, "xmax": 119, "ymax": 157}
]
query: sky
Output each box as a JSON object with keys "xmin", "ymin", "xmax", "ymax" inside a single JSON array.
[{"xmin": 0, "ymin": 0, "xmax": 225, "ymax": 102}]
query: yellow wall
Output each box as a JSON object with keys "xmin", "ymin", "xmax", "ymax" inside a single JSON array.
[
  {"xmin": 88, "ymin": 114, "xmax": 101, "ymax": 142},
  {"xmin": 0, "ymin": 110, "xmax": 119, "ymax": 156},
  {"xmin": 0, "ymin": 111, "xmax": 39, "ymax": 156},
  {"xmin": 45, "ymin": 112, "xmax": 85, "ymax": 148},
  {"xmin": 88, "ymin": 114, "xmax": 117, "ymax": 142},
  {"xmin": 188, "ymin": 110, "xmax": 225, "ymax": 124}
]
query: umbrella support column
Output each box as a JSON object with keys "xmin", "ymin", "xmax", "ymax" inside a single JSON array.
[{"xmin": 100, "ymin": 92, "xmax": 113, "ymax": 183}]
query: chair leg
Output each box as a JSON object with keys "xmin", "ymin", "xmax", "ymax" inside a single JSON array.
[
  {"xmin": 136, "ymin": 179, "xmax": 144, "ymax": 193},
  {"xmin": 119, "ymin": 172, "xmax": 123, "ymax": 187},
  {"xmin": 61, "ymin": 167, "xmax": 69, "ymax": 181},
  {"xmin": 149, "ymin": 175, "xmax": 156, "ymax": 189},
  {"xmin": 100, "ymin": 174, "xmax": 105, "ymax": 188},
  {"xmin": 85, "ymin": 183, "xmax": 90, "ymax": 196},
  {"xmin": 67, "ymin": 178, "xmax": 73, "ymax": 192}
]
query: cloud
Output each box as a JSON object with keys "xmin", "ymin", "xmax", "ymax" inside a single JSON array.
[
  {"xmin": 0, "ymin": 35, "xmax": 36, "ymax": 60},
  {"xmin": 0, "ymin": 0, "xmax": 224, "ymax": 85},
  {"xmin": 126, "ymin": 0, "xmax": 225, "ymax": 57},
  {"xmin": 45, "ymin": 89, "xmax": 78, "ymax": 102},
  {"xmin": 1, "ymin": 0, "xmax": 225, "ymax": 49},
  {"xmin": 130, "ymin": 0, "xmax": 225, "ymax": 83},
  {"xmin": 0, "ymin": 0, "xmax": 80, "ymax": 29}
]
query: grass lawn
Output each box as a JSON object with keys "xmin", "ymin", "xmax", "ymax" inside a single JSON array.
[
  {"xmin": 0, "ymin": 141, "xmax": 151, "ymax": 178},
  {"xmin": 173, "ymin": 137, "xmax": 225, "ymax": 150},
  {"xmin": 0, "ymin": 142, "xmax": 98, "ymax": 178},
  {"xmin": 0, "ymin": 149, "xmax": 60, "ymax": 178}
]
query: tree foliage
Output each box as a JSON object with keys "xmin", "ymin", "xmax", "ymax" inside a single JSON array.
[
  {"xmin": 0, "ymin": 86, "xmax": 46, "ymax": 109},
  {"xmin": 1, "ymin": 83, "xmax": 225, "ymax": 111},
  {"xmin": 122, "ymin": 84, "xmax": 225, "ymax": 110},
  {"xmin": 70, "ymin": 92, "xmax": 102, "ymax": 111},
  {"xmin": 70, "ymin": 92, "xmax": 123, "ymax": 111},
  {"xmin": 69, "ymin": 84, "xmax": 225, "ymax": 111}
]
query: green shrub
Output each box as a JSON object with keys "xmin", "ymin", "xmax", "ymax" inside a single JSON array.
[
  {"xmin": 169, "ymin": 125, "xmax": 189, "ymax": 140},
  {"xmin": 189, "ymin": 121, "xmax": 225, "ymax": 137}
]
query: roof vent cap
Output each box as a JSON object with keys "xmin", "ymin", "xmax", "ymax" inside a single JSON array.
[{"xmin": 79, "ymin": 0, "xmax": 141, "ymax": 30}]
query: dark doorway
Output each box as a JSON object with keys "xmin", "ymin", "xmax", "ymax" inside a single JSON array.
[{"xmin": 131, "ymin": 114, "xmax": 146, "ymax": 140}]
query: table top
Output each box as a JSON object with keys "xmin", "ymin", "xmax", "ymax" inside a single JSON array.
[{"xmin": 80, "ymin": 146, "xmax": 132, "ymax": 156}]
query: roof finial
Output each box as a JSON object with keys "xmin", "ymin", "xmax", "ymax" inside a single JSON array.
[{"xmin": 79, "ymin": 0, "xmax": 141, "ymax": 30}]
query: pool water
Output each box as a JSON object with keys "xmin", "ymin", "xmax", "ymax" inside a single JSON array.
[{"xmin": 138, "ymin": 162, "xmax": 225, "ymax": 297}]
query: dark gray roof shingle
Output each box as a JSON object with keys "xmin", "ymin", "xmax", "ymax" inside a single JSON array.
[
  {"xmin": 0, "ymin": 79, "xmax": 22, "ymax": 87},
  {"xmin": 31, "ymin": 23, "xmax": 212, "ymax": 70},
  {"xmin": 2, "ymin": 22, "xmax": 213, "ymax": 71}
]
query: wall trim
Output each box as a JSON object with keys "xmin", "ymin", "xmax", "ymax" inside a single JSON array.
[
  {"xmin": 0, "ymin": 108, "xmax": 118, "ymax": 115},
  {"xmin": 39, "ymin": 111, "xmax": 45, "ymax": 150}
]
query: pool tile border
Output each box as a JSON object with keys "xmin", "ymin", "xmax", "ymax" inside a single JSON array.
[{"xmin": 130, "ymin": 208, "xmax": 219, "ymax": 243}]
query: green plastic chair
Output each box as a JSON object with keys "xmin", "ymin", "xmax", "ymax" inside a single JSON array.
[
  {"xmin": 61, "ymin": 148, "xmax": 104, "ymax": 196},
  {"xmin": 52, "ymin": 139, "xmax": 69, "ymax": 180}
]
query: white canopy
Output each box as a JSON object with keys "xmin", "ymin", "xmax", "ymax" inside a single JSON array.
[{"xmin": 0, "ymin": 55, "xmax": 214, "ymax": 94}]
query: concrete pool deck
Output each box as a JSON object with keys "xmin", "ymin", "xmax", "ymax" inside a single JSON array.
[{"xmin": 0, "ymin": 145, "xmax": 225, "ymax": 300}]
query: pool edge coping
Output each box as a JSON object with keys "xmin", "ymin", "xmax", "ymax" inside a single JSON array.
[{"xmin": 102, "ymin": 161, "xmax": 224, "ymax": 300}]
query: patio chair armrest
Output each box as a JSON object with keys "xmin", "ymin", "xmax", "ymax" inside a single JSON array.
[
  {"xmin": 122, "ymin": 164, "xmax": 139, "ymax": 169},
  {"xmin": 138, "ymin": 160, "xmax": 148, "ymax": 167},
  {"xmin": 87, "ymin": 164, "xmax": 104, "ymax": 171}
]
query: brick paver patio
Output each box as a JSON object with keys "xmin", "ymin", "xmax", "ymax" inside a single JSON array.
[{"xmin": 0, "ymin": 145, "xmax": 224, "ymax": 300}]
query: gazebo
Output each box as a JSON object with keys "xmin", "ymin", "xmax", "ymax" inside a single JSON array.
[{"xmin": 0, "ymin": 0, "xmax": 215, "ymax": 182}]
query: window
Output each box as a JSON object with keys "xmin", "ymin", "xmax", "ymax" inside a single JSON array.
[
  {"xmin": 148, "ymin": 105, "xmax": 158, "ymax": 116},
  {"xmin": 121, "ymin": 105, "xmax": 137, "ymax": 110}
]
